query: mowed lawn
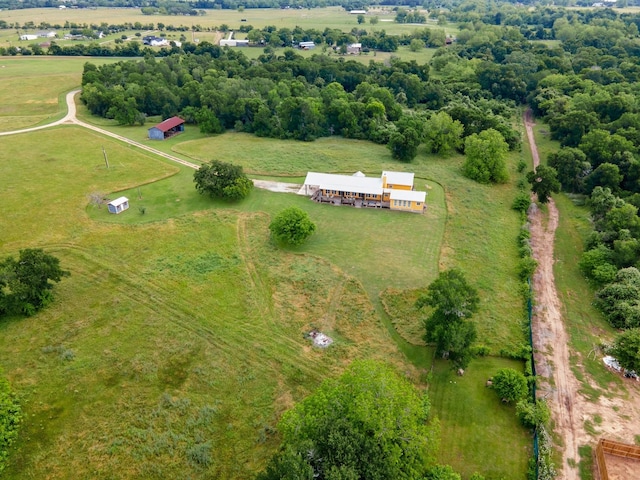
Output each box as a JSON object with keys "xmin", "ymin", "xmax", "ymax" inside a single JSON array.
[
  {"xmin": 430, "ymin": 357, "xmax": 533, "ymax": 479},
  {"xmin": 0, "ymin": 58, "xmax": 530, "ymax": 478}
]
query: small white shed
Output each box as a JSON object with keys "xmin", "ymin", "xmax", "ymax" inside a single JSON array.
[{"xmin": 107, "ymin": 196, "xmax": 129, "ymax": 214}]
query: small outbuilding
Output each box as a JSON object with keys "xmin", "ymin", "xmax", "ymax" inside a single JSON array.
[
  {"xmin": 107, "ymin": 196, "xmax": 129, "ymax": 214},
  {"xmin": 148, "ymin": 116, "xmax": 185, "ymax": 140}
]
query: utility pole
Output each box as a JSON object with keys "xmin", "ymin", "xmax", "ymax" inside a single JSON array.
[{"xmin": 102, "ymin": 146, "xmax": 109, "ymax": 169}]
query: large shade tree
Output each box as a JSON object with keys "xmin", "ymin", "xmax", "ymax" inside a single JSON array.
[
  {"xmin": 416, "ymin": 269, "xmax": 479, "ymax": 369},
  {"xmin": 257, "ymin": 360, "xmax": 439, "ymax": 480},
  {"xmin": 193, "ymin": 160, "xmax": 253, "ymax": 200},
  {"xmin": 0, "ymin": 249, "xmax": 69, "ymax": 317},
  {"xmin": 423, "ymin": 111, "xmax": 464, "ymax": 155},
  {"xmin": 462, "ymin": 128, "xmax": 509, "ymax": 184},
  {"xmin": 527, "ymin": 165, "xmax": 561, "ymax": 204},
  {"xmin": 269, "ymin": 207, "xmax": 316, "ymax": 246}
]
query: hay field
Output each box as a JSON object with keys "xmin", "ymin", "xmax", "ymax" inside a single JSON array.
[{"xmin": 1, "ymin": 6, "xmax": 454, "ymax": 36}]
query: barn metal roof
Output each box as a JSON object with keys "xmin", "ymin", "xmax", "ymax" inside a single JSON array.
[{"xmin": 151, "ymin": 116, "xmax": 185, "ymax": 132}]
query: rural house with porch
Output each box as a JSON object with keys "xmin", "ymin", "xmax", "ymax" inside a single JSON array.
[{"xmin": 302, "ymin": 171, "xmax": 426, "ymax": 213}]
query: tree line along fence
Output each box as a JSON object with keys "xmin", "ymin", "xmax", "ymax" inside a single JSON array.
[
  {"xmin": 527, "ymin": 280, "xmax": 540, "ymax": 478},
  {"xmin": 595, "ymin": 438, "xmax": 640, "ymax": 480}
]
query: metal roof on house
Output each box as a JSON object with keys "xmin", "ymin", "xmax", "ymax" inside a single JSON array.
[
  {"xmin": 151, "ymin": 116, "xmax": 185, "ymax": 132},
  {"xmin": 382, "ymin": 171, "xmax": 414, "ymax": 186},
  {"xmin": 108, "ymin": 196, "xmax": 129, "ymax": 207},
  {"xmin": 304, "ymin": 172, "xmax": 383, "ymax": 195},
  {"xmin": 390, "ymin": 190, "xmax": 426, "ymax": 202}
]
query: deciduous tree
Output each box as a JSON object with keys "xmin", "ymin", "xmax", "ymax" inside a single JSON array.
[
  {"xmin": 387, "ymin": 127, "xmax": 421, "ymax": 162},
  {"xmin": 462, "ymin": 129, "xmax": 509, "ymax": 183},
  {"xmin": 492, "ymin": 368, "xmax": 528, "ymax": 403},
  {"xmin": 257, "ymin": 360, "xmax": 439, "ymax": 480},
  {"xmin": 0, "ymin": 374, "xmax": 21, "ymax": 473},
  {"xmin": 416, "ymin": 269, "xmax": 479, "ymax": 369},
  {"xmin": 527, "ymin": 165, "xmax": 561, "ymax": 204},
  {"xmin": 269, "ymin": 207, "xmax": 316, "ymax": 246},
  {"xmin": 0, "ymin": 249, "xmax": 69, "ymax": 317},
  {"xmin": 424, "ymin": 111, "xmax": 464, "ymax": 155},
  {"xmin": 193, "ymin": 160, "xmax": 253, "ymax": 200},
  {"xmin": 610, "ymin": 328, "xmax": 640, "ymax": 372},
  {"xmin": 596, "ymin": 267, "xmax": 640, "ymax": 329}
]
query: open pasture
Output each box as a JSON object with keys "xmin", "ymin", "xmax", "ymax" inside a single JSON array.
[
  {"xmin": 0, "ymin": 57, "xmax": 529, "ymax": 478},
  {"xmin": 0, "ymin": 126, "xmax": 411, "ymax": 479},
  {"xmin": 0, "ymin": 56, "xmax": 119, "ymax": 131},
  {"xmin": 0, "ymin": 6, "xmax": 453, "ymax": 36}
]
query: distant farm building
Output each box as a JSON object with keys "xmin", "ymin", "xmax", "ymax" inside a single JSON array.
[
  {"xmin": 219, "ymin": 32, "xmax": 249, "ymax": 47},
  {"xmin": 148, "ymin": 116, "xmax": 185, "ymax": 140},
  {"xmin": 37, "ymin": 31, "xmax": 57, "ymax": 38},
  {"xmin": 19, "ymin": 34, "xmax": 38, "ymax": 41},
  {"xmin": 347, "ymin": 43, "xmax": 362, "ymax": 54},
  {"xmin": 298, "ymin": 41, "xmax": 315, "ymax": 50},
  {"xmin": 350, "ymin": 9, "xmax": 367, "ymax": 14},
  {"xmin": 143, "ymin": 35, "xmax": 169, "ymax": 47},
  {"xmin": 107, "ymin": 197, "xmax": 129, "ymax": 214},
  {"xmin": 302, "ymin": 171, "xmax": 426, "ymax": 213}
]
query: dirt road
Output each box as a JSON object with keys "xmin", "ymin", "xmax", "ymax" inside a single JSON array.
[
  {"xmin": 525, "ymin": 110, "xmax": 640, "ymax": 480},
  {"xmin": 526, "ymin": 109, "xmax": 580, "ymax": 480}
]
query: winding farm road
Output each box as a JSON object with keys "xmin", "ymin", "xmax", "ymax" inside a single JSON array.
[
  {"xmin": 0, "ymin": 90, "xmax": 201, "ymax": 169},
  {"xmin": 1, "ymin": 90, "xmax": 303, "ymax": 195}
]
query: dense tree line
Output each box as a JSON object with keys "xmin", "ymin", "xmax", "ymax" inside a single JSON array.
[{"xmin": 79, "ymin": 42, "xmax": 520, "ymax": 157}]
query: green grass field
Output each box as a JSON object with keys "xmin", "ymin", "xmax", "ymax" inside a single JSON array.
[
  {"xmin": 430, "ymin": 357, "xmax": 532, "ymax": 479},
  {"xmin": 1, "ymin": 6, "xmax": 455, "ymax": 37},
  {"xmin": 0, "ymin": 55, "xmax": 530, "ymax": 479},
  {"xmin": 0, "ymin": 56, "xmax": 120, "ymax": 131}
]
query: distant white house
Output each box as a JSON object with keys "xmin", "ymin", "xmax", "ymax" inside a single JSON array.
[
  {"xmin": 219, "ymin": 32, "xmax": 249, "ymax": 47},
  {"xmin": 107, "ymin": 197, "xmax": 130, "ymax": 214},
  {"xmin": 150, "ymin": 38, "xmax": 169, "ymax": 47},
  {"xmin": 350, "ymin": 9, "xmax": 367, "ymax": 14},
  {"xmin": 19, "ymin": 34, "xmax": 38, "ymax": 41},
  {"xmin": 347, "ymin": 43, "xmax": 362, "ymax": 54},
  {"xmin": 37, "ymin": 31, "xmax": 57, "ymax": 38}
]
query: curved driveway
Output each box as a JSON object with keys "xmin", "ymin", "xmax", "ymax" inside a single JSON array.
[{"xmin": 0, "ymin": 90, "xmax": 201, "ymax": 170}]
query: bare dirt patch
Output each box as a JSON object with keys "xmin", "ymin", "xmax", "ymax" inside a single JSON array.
[
  {"xmin": 252, "ymin": 179, "xmax": 303, "ymax": 194},
  {"xmin": 525, "ymin": 110, "xmax": 640, "ymax": 480},
  {"xmin": 603, "ymin": 454, "xmax": 640, "ymax": 480}
]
